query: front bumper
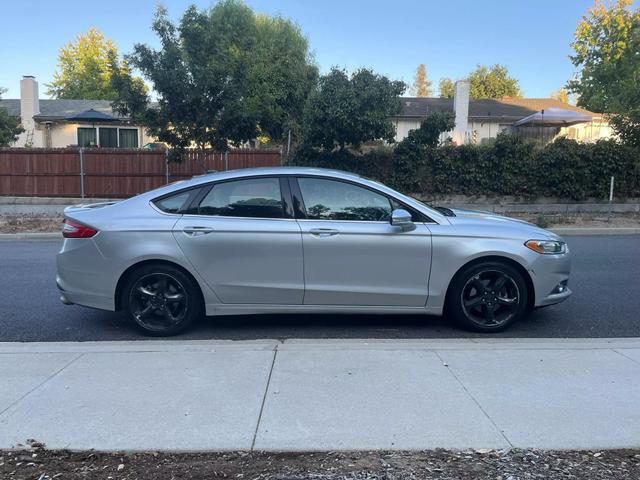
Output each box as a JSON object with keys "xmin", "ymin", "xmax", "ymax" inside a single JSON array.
[
  {"xmin": 529, "ymin": 250, "xmax": 572, "ymax": 307},
  {"xmin": 535, "ymin": 285, "xmax": 572, "ymax": 307}
]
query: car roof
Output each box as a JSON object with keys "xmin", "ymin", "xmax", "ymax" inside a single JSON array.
[{"xmin": 190, "ymin": 166, "xmax": 363, "ymax": 182}]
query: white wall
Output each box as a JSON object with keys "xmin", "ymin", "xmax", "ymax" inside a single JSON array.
[
  {"xmin": 45, "ymin": 123, "xmax": 153, "ymax": 148},
  {"xmin": 392, "ymin": 118, "xmax": 421, "ymax": 142},
  {"xmin": 393, "ymin": 117, "xmax": 612, "ymax": 144},
  {"xmin": 559, "ymin": 120, "xmax": 613, "ymax": 142}
]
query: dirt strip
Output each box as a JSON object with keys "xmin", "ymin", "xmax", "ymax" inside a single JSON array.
[{"xmin": 2, "ymin": 447, "xmax": 639, "ymax": 480}]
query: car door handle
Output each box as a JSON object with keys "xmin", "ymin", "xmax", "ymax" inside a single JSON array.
[
  {"xmin": 309, "ymin": 228, "xmax": 339, "ymax": 237},
  {"xmin": 183, "ymin": 226, "xmax": 214, "ymax": 236}
]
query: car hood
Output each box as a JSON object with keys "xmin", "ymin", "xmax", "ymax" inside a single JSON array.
[{"xmin": 446, "ymin": 208, "xmax": 562, "ymax": 241}]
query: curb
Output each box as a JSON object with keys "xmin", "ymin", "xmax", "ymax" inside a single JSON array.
[
  {"xmin": 550, "ymin": 227, "xmax": 640, "ymax": 236},
  {"xmin": 1, "ymin": 337, "xmax": 639, "ymax": 353},
  {"xmin": 0, "ymin": 232, "xmax": 62, "ymax": 241}
]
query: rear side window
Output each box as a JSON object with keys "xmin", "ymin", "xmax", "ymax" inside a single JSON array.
[
  {"xmin": 153, "ymin": 190, "xmax": 193, "ymax": 213},
  {"xmin": 196, "ymin": 177, "xmax": 284, "ymax": 218}
]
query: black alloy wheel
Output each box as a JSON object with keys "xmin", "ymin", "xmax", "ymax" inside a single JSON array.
[
  {"xmin": 123, "ymin": 264, "xmax": 202, "ymax": 336},
  {"xmin": 447, "ymin": 261, "xmax": 529, "ymax": 332}
]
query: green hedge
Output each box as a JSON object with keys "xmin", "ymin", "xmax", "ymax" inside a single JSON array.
[{"xmin": 290, "ymin": 135, "xmax": 640, "ymax": 200}]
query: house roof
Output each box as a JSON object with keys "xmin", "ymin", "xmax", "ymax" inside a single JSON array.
[
  {"xmin": 1, "ymin": 96, "xmax": 600, "ymax": 124},
  {"xmin": 398, "ymin": 97, "xmax": 599, "ymax": 122},
  {"xmin": 0, "ymin": 99, "xmax": 129, "ymax": 121}
]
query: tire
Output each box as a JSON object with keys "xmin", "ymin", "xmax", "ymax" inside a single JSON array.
[
  {"xmin": 446, "ymin": 260, "xmax": 529, "ymax": 333},
  {"xmin": 121, "ymin": 264, "xmax": 203, "ymax": 336}
]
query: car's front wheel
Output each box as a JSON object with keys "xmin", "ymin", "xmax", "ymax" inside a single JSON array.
[
  {"xmin": 121, "ymin": 264, "xmax": 203, "ymax": 336},
  {"xmin": 447, "ymin": 260, "xmax": 529, "ymax": 332}
]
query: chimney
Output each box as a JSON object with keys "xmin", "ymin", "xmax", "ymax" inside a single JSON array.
[
  {"xmin": 20, "ymin": 75, "xmax": 40, "ymax": 128},
  {"xmin": 453, "ymin": 80, "xmax": 469, "ymax": 144}
]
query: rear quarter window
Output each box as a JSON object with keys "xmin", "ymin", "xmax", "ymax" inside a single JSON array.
[{"xmin": 153, "ymin": 190, "xmax": 194, "ymax": 213}]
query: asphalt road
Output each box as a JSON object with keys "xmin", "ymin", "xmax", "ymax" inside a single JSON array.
[{"xmin": 1, "ymin": 236, "xmax": 639, "ymax": 342}]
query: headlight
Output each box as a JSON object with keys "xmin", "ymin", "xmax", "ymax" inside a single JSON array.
[{"xmin": 525, "ymin": 239, "xmax": 567, "ymax": 254}]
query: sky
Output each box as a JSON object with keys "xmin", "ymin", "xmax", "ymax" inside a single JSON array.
[{"xmin": 0, "ymin": 0, "xmax": 609, "ymax": 99}]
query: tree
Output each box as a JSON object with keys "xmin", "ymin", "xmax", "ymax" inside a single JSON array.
[
  {"xmin": 439, "ymin": 78, "xmax": 455, "ymax": 98},
  {"xmin": 0, "ymin": 88, "xmax": 24, "ymax": 147},
  {"xmin": 251, "ymin": 15, "xmax": 319, "ymax": 142},
  {"xmin": 551, "ymin": 88, "xmax": 570, "ymax": 104},
  {"xmin": 568, "ymin": 0, "xmax": 640, "ymax": 146},
  {"xmin": 399, "ymin": 112, "xmax": 455, "ymax": 149},
  {"xmin": 411, "ymin": 64, "xmax": 432, "ymax": 97},
  {"xmin": 112, "ymin": 1, "xmax": 317, "ymax": 157},
  {"xmin": 47, "ymin": 28, "xmax": 145, "ymax": 100},
  {"xmin": 438, "ymin": 64, "xmax": 521, "ymax": 99},
  {"xmin": 301, "ymin": 67, "xmax": 406, "ymax": 150},
  {"xmin": 467, "ymin": 64, "xmax": 521, "ymax": 99},
  {"xmin": 393, "ymin": 112, "xmax": 455, "ymax": 191}
]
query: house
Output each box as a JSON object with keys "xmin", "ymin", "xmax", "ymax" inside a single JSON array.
[
  {"xmin": 392, "ymin": 81, "xmax": 613, "ymax": 144},
  {"xmin": 1, "ymin": 76, "xmax": 612, "ymax": 149},
  {"xmin": 0, "ymin": 76, "xmax": 154, "ymax": 148}
]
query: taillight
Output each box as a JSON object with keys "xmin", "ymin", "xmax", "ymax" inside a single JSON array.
[{"xmin": 62, "ymin": 219, "xmax": 98, "ymax": 238}]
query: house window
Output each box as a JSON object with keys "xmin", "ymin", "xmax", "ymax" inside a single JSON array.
[
  {"xmin": 119, "ymin": 128, "xmax": 139, "ymax": 148},
  {"xmin": 99, "ymin": 128, "xmax": 118, "ymax": 148},
  {"xmin": 77, "ymin": 128, "xmax": 97, "ymax": 147}
]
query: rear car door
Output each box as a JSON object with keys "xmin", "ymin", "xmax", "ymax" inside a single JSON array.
[
  {"xmin": 293, "ymin": 176, "xmax": 432, "ymax": 307},
  {"xmin": 171, "ymin": 176, "xmax": 304, "ymax": 304}
]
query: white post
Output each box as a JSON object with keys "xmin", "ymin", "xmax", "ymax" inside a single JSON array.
[{"xmin": 607, "ymin": 176, "xmax": 614, "ymax": 222}]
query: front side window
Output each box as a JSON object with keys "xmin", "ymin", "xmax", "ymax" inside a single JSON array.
[
  {"xmin": 298, "ymin": 177, "xmax": 392, "ymax": 221},
  {"xmin": 77, "ymin": 127, "xmax": 96, "ymax": 147},
  {"xmin": 197, "ymin": 177, "xmax": 284, "ymax": 218}
]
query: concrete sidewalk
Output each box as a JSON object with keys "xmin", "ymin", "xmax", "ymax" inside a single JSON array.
[{"xmin": 1, "ymin": 338, "xmax": 639, "ymax": 452}]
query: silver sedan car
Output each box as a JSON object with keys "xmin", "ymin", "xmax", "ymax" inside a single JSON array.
[{"xmin": 57, "ymin": 167, "xmax": 571, "ymax": 336}]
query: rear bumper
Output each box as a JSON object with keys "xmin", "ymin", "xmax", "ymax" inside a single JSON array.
[
  {"xmin": 56, "ymin": 275, "xmax": 114, "ymax": 310},
  {"xmin": 56, "ymin": 238, "xmax": 116, "ymax": 311}
]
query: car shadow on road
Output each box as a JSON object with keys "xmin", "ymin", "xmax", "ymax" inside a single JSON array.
[{"xmin": 186, "ymin": 308, "xmax": 559, "ymax": 340}]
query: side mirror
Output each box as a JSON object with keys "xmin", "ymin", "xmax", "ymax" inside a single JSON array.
[{"xmin": 390, "ymin": 208, "xmax": 415, "ymax": 232}]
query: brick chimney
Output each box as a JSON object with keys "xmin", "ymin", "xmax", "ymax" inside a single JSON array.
[
  {"xmin": 452, "ymin": 80, "xmax": 469, "ymax": 144},
  {"xmin": 20, "ymin": 76, "xmax": 40, "ymax": 142}
]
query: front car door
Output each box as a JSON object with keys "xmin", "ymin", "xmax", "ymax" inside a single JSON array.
[
  {"xmin": 293, "ymin": 176, "xmax": 432, "ymax": 307},
  {"xmin": 172, "ymin": 176, "xmax": 304, "ymax": 304}
]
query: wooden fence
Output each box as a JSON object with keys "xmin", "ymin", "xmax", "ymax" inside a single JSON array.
[{"xmin": 0, "ymin": 148, "xmax": 283, "ymax": 198}]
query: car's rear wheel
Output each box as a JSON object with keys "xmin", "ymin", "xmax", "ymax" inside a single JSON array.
[
  {"xmin": 122, "ymin": 264, "xmax": 203, "ymax": 336},
  {"xmin": 447, "ymin": 260, "xmax": 529, "ymax": 332}
]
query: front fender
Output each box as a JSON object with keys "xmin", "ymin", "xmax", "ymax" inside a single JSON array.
[{"xmin": 425, "ymin": 227, "xmax": 537, "ymax": 310}]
